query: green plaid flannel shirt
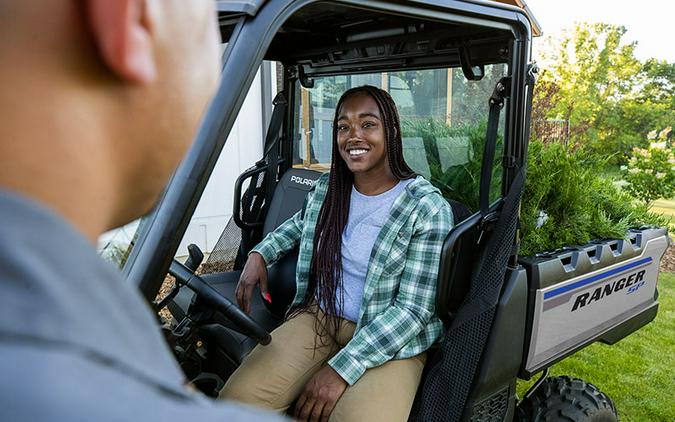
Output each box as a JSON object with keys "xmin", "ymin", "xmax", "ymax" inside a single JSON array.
[{"xmin": 252, "ymin": 173, "xmax": 453, "ymax": 385}]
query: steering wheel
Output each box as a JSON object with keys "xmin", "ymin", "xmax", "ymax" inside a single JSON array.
[{"xmin": 168, "ymin": 259, "xmax": 271, "ymax": 345}]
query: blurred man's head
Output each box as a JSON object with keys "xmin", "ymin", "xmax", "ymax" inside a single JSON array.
[{"xmin": 0, "ymin": 0, "xmax": 221, "ymax": 239}]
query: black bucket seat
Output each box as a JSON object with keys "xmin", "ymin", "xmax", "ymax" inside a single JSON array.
[{"xmin": 169, "ymin": 168, "xmax": 321, "ymax": 363}]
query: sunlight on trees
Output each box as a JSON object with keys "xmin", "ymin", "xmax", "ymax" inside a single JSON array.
[{"xmin": 532, "ymin": 23, "xmax": 675, "ymax": 167}]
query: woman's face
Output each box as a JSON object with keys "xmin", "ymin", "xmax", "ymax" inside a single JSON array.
[{"xmin": 336, "ymin": 93, "xmax": 390, "ymax": 177}]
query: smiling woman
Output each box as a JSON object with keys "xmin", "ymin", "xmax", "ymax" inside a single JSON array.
[
  {"xmin": 220, "ymin": 85, "xmax": 453, "ymax": 421},
  {"xmin": 337, "ymin": 94, "xmax": 390, "ymax": 177}
]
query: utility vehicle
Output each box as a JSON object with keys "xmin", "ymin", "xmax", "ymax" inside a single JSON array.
[{"xmin": 121, "ymin": 1, "xmax": 670, "ymax": 421}]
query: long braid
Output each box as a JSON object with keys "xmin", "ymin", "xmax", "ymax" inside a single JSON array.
[{"xmin": 288, "ymin": 85, "xmax": 415, "ymax": 347}]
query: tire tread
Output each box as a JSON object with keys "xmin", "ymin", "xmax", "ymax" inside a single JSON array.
[{"xmin": 517, "ymin": 376, "xmax": 618, "ymax": 422}]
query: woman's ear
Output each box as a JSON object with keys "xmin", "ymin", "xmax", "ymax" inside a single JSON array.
[{"xmin": 85, "ymin": 0, "xmax": 156, "ymax": 84}]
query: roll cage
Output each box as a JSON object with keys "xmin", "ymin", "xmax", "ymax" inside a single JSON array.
[{"xmin": 123, "ymin": 0, "xmax": 534, "ymax": 301}]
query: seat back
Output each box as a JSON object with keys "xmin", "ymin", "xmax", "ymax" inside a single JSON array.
[
  {"xmin": 435, "ymin": 200, "xmax": 480, "ymax": 325},
  {"xmin": 263, "ymin": 168, "xmax": 321, "ymax": 316},
  {"xmin": 263, "ymin": 168, "xmax": 321, "ymax": 235}
]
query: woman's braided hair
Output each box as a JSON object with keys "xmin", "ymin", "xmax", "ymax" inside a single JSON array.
[{"xmin": 289, "ymin": 85, "xmax": 415, "ymax": 346}]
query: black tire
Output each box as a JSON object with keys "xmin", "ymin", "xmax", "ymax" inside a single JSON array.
[{"xmin": 516, "ymin": 376, "xmax": 618, "ymax": 422}]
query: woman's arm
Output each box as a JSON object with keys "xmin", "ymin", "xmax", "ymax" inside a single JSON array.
[
  {"xmin": 236, "ymin": 205, "xmax": 307, "ymax": 312},
  {"xmin": 236, "ymin": 209, "xmax": 305, "ymax": 312},
  {"xmin": 328, "ymin": 201, "xmax": 453, "ymax": 385},
  {"xmin": 250, "ymin": 208, "xmax": 305, "ymax": 266},
  {"xmin": 236, "ymin": 177, "xmax": 322, "ymax": 313}
]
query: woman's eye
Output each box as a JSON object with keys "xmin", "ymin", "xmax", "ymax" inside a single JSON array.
[
  {"xmin": 337, "ymin": 125, "xmax": 349, "ymax": 132},
  {"xmin": 363, "ymin": 121, "xmax": 376, "ymax": 129}
]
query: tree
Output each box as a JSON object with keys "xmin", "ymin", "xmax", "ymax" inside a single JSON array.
[
  {"xmin": 640, "ymin": 59, "xmax": 675, "ymax": 104},
  {"xmin": 533, "ymin": 23, "xmax": 674, "ymax": 164}
]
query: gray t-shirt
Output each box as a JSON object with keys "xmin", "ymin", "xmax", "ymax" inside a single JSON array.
[
  {"xmin": 0, "ymin": 190, "xmax": 283, "ymax": 422},
  {"xmin": 337, "ymin": 179, "xmax": 413, "ymax": 321}
]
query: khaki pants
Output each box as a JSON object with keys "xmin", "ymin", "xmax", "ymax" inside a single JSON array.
[{"xmin": 220, "ymin": 306, "xmax": 426, "ymax": 421}]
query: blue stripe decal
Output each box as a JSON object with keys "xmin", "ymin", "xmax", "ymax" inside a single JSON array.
[{"xmin": 543, "ymin": 257, "xmax": 652, "ymax": 300}]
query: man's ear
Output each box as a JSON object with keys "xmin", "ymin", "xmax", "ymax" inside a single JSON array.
[{"xmin": 86, "ymin": 0, "xmax": 156, "ymax": 84}]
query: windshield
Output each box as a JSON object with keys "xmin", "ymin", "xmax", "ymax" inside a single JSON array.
[{"xmin": 292, "ymin": 64, "xmax": 508, "ymax": 211}]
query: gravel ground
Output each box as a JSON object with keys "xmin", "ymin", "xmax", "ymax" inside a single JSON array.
[
  {"xmin": 660, "ymin": 242, "xmax": 675, "ymax": 273},
  {"xmin": 157, "ymin": 275, "xmax": 176, "ymax": 324}
]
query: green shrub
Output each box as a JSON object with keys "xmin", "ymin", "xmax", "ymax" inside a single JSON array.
[
  {"xmin": 401, "ymin": 118, "xmax": 502, "ymax": 211},
  {"xmin": 401, "ymin": 118, "xmax": 668, "ymax": 256},
  {"xmin": 622, "ymin": 127, "xmax": 675, "ymax": 203},
  {"xmin": 519, "ymin": 140, "xmax": 667, "ymax": 255},
  {"xmin": 99, "ymin": 241, "xmax": 133, "ymax": 268}
]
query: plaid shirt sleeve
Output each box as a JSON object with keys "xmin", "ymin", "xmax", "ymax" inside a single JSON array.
[{"xmin": 328, "ymin": 200, "xmax": 452, "ymax": 385}]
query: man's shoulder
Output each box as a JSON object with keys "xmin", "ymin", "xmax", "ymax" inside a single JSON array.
[
  {"xmin": 0, "ymin": 342, "xmax": 283, "ymax": 422},
  {"xmin": 0, "ymin": 189, "xmax": 195, "ymax": 397}
]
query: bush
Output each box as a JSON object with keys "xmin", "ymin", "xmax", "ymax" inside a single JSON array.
[
  {"xmin": 520, "ymin": 140, "xmax": 668, "ymax": 255},
  {"xmin": 400, "ymin": 118, "xmax": 668, "ymax": 256},
  {"xmin": 622, "ymin": 127, "xmax": 675, "ymax": 203},
  {"xmin": 99, "ymin": 241, "xmax": 133, "ymax": 268}
]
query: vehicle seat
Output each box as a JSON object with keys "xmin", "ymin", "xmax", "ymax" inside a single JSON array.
[
  {"xmin": 435, "ymin": 199, "xmax": 479, "ymax": 325},
  {"xmin": 174, "ymin": 168, "xmax": 322, "ymax": 364}
]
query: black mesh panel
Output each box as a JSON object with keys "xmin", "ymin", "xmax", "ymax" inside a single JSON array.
[
  {"xmin": 202, "ymin": 217, "xmax": 241, "ymax": 274},
  {"xmin": 410, "ymin": 169, "xmax": 524, "ymax": 422},
  {"xmin": 201, "ymin": 165, "xmax": 268, "ymax": 275}
]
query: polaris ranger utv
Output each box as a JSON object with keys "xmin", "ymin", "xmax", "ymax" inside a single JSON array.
[{"xmin": 121, "ymin": 1, "xmax": 670, "ymax": 421}]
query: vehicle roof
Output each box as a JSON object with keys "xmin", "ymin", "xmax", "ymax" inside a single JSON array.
[
  {"xmin": 217, "ymin": 0, "xmax": 542, "ymax": 36},
  {"xmin": 217, "ymin": 0, "xmax": 266, "ymax": 16},
  {"xmin": 490, "ymin": 0, "xmax": 542, "ymax": 36},
  {"xmin": 218, "ymin": 1, "xmax": 533, "ymax": 76}
]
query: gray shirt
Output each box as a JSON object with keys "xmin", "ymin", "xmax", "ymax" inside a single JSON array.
[
  {"xmin": 0, "ymin": 190, "xmax": 282, "ymax": 421},
  {"xmin": 338, "ymin": 179, "xmax": 413, "ymax": 321}
]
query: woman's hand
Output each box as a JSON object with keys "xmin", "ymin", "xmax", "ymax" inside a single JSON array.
[
  {"xmin": 295, "ymin": 365, "xmax": 348, "ymax": 422},
  {"xmin": 235, "ymin": 252, "xmax": 269, "ymax": 314}
]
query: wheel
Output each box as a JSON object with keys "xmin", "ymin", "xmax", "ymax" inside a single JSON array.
[{"xmin": 516, "ymin": 376, "xmax": 618, "ymax": 422}]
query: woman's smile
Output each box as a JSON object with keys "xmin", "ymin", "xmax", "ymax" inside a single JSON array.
[{"xmin": 346, "ymin": 145, "xmax": 371, "ymax": 158}]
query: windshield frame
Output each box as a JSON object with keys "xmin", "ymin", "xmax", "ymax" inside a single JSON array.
[{"xmin": 124, "ymin": 0, "xmax": 532, "ymax": 302}]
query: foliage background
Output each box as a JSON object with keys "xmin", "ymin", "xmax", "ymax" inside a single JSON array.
[
  {"xmin": 531, "ymin": 23, "xmax": 675, "ymax": 168},
  {"xmin": 400, "ymin": 119, "xmax": 502, "ymax": 211},
  {"xmin": 400, "ymin": 117, "xmax": 668, "ymax": 256},
  {"xmin": 622, "ymin": 129, "xmax": 675, "ymax": 203}
]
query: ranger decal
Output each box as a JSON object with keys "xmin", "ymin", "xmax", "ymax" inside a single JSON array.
[{"xmin": 571, "ymin": 270, "xmax": 646, "ymax": 311}]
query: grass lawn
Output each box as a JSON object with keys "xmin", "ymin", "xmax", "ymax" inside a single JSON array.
[
  {"xmin": 516, "ymin": 272, "xmax": 675, "ymax": 421},
  {"xmin": 651, "ymin": 199, "xmax": 675, "ymax": 224}
]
